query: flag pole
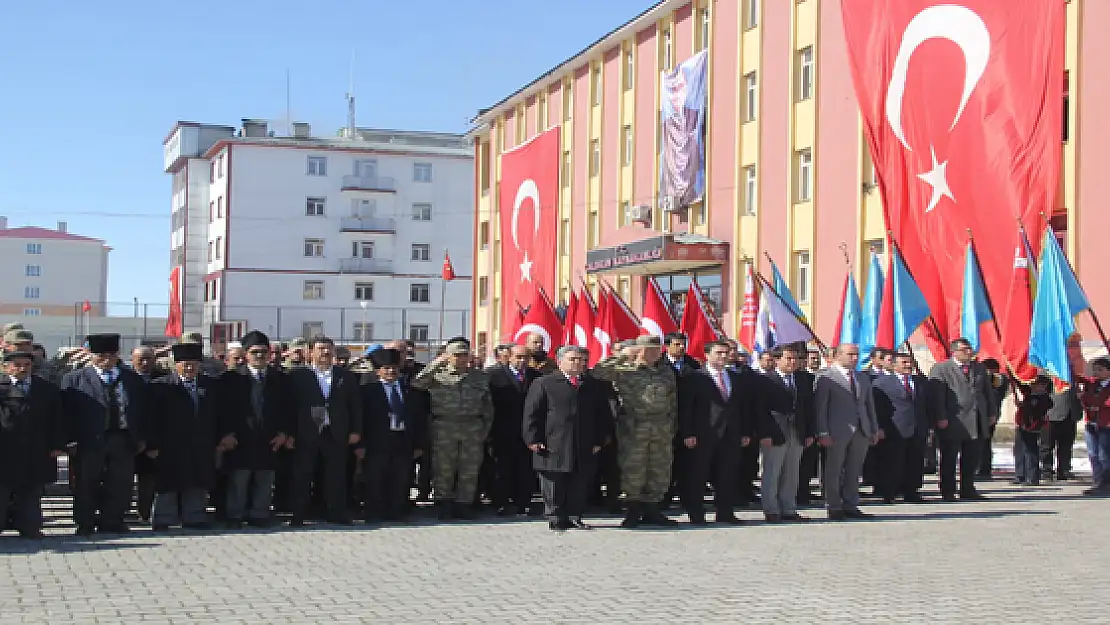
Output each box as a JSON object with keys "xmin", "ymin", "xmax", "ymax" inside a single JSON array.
[
  {"xmin": 754, "ymin": 271, "xmax": 828, "ymax": 351},
  {"xmin": 887, "ymin": 233, "xmax": 950, "ymax": 358},
  {"xmin": 438, "ymin": 278, "xmax": 446, "ymax": 348},
  {"xmin": 1036, "ymin": 212, "xmax": 1110, "ymax": 354}
]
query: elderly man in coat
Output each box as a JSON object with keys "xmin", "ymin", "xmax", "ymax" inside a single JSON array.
[{"xmin": 929, "ymin": 337, "xmax": 998, "ymax": 501}]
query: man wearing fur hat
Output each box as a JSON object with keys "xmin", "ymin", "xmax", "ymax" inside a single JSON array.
[{"xmin": 61, "ymin": 333, "xmax": 148, "ymax": 536}]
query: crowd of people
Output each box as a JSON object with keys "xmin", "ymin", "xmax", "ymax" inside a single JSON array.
[{"xmin": 0, "ymin": 322, "xmax": 1107, "ymax": 539}]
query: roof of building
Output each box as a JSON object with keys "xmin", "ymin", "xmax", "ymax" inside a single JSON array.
[
  {"xmin": 0, "ymin": 227, "xmax": 104, "ymax": 243},
  {"xmin": 200, "ymin": 126, "xmax": 473, "ymax": 160}
]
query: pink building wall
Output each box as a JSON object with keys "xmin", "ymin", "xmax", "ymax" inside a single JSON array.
[
  {"xmin": 599, "ymin": 47, "xmax": 622, "ymax": 245},
  {"xmin": 707, "ymin": 0, "xmax": 740, "ymax": 329},
  {"xmin": 503, "ymin": 110, "xmax": 517, "ymax": 151},
  {"xmin": 524, "ymin": 96, "xmax": 537, "ymax": 139},
  {"xmin": 570, "ymin": 65, "xmax": 591, "ymax": 284},
  {"xmin": 632, "ymin": 27, "xmax": 658, "ymax": 228},
  {"xmin": 758, "ymin": 0, "xmax": 792, "ymax": 273},
  {"xmin": 1077, "ymin": 5, "xmax": 1110, "ymax": 339},
  {"xmin": 548, "ymin": 83, "xmax": 562, "ymax": 132}
]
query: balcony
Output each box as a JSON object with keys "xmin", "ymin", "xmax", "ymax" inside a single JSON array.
[
  {"xmin": 340, "ymin": 216, "xmax": 397, "ymax": 233},
  {"xmin": 339, "ymin": 258, "xmax": 394, "ymax": 274},
  {"xmin": 341, "ymin": 175, "xmax": 396, "ymax": 193}
]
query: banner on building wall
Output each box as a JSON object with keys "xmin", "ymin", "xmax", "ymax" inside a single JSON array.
[{"xmin": 658, "ymin": 49, "xmax": 708, "ymax": 212}]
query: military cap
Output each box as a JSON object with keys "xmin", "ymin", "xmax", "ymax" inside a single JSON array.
[
  {"xmin": 241, "ymin": 330, "xmax": 270, "ymax": 350},
  {"xmin": 445, "ymin": 340, "xmax": 471, "ymax": 355},
  {"xmin": 180, "ymin": 332, "xmax": 205, "ymax": 345},
  {"xmin": 87, "ymin": 333, "xmax": 121, "ymax": 354},
  {"xmin": 171, "ymin": 343, "xmax": 203, "ymax": 362},
  {"xmin": 613, "ymin": 340, "xmax": 632, "ymax": 351},
  {"xmin": 4, "ymin": 329, "xmax": 34, "ymax": 344},
  {"xmin": 3, "ymin": 322, "xmax": 25, "ymax": 333},
  {"xmin": 2, "ymin": 350, "xmax": 34, "ymax": 362},
  {"xmin": 370, "ymin": 348, "xmax": 402, "ymax": 368},
  {"xmin": 446, "ymin": 336, "xmax": 469, "ymax": 346},
  {"xmin": 634, "ymin": 335, "xmax": 662, "ymax": 347},
  {"xmin": 288, "ymin": 338, "xmax": 309, "ymax": 350}
]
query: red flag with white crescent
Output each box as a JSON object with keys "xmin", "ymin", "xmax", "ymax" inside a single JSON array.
[
  {"xmin": 165, "ymin": 267, "xmax": 183, "ymax": 337},
  {"xmin": 562, "ymin": 290, "xmax": 578, "ymax": 347},
  {"xmin": 737, "ymin": 264, "xmax": 759, "ymax": 352},
  {"xmin": 441, "ymin": 251, "xmax": 456, "ymax": 281},
  {"xmin": 498, "ymin": 127, "xmax": 560, "ymax": 338},
  {"xmin": 840, "ymin": 0, "xmax": 1063, "ymax": 365},
  {"xmin": 513, "ymin": 286, "xmax": 563, "ymax": 355},
  {"xmin": 640, "ymin": 277, "xmax": 678, "ymax": 339},
  {"xmin": 680, "ymin": 282, "xmax": 719, "ymax": 360},
  {"xmin": 594, "ymin": 286, "xmax": 639, "ymax": 362}
]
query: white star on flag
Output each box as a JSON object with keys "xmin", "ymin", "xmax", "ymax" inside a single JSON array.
[
  {"xmin": 519, "ymin": 251, "xmax": 533, "ymax": 282},
  {"xmin": 918, "ymin": 146, "xmax": 955, "ymax": 213}
]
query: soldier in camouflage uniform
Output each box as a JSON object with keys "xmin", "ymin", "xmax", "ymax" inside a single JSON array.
[
  {"xmin": 2, "ymin": 329, "xmax": 60, "ymax": 385},
  {"xmin": 411, "ymin": 337, "xmax": 494, "ymax": 520},
  {"xmin": 283, "ymin": 338, "xmax": 309, "ymax": 370},
  {"xmin": 590, "ymin": 335, "xmax": 678, "ymax": 528}
]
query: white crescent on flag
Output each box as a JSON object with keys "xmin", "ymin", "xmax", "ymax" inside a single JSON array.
[
  {"xmin": 640, "ymin": 318, "xmax": 665, "ymax": 339},
  {"xmin": 514, "ymin": 323, "xmax": 552, "ymax": 352}
]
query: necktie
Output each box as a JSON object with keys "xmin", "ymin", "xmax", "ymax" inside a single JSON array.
[
  {"xmin": 19, "ymin": 381, "xmax": 28, "ymax": 395},
  {"xmin": 515, "ymin": 369, "xmax": 523, "ymax": 383},
  {"xmin": 184, "ymin": 380, "xmax": 198, "ymax": 409},
  {"xmin": 388, "ymin": 384, "xmax": 405, "ymax": 430},
  {"xmin": 848, "ymin": 371, "xmax": 857, "ymax": 397},
  {"xmin": 714, "ymin": 370, "xmax": 729, "ymax": 398},
  {"xmin": 570, "ymin": 376, "xmax": 580, "ymax": 388},
  {"xmin": 961, "ymin": 364, "xmax": 971, "ymax": 379},
  {"xmin": 904, "ymin": 375, "xmax": 913, "ymax": 398}
]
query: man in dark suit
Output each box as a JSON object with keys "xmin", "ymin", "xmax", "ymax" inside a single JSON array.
[
  {"xmin": 523, "ymin": 345, "xmax": 608, "ymax": 531},
  {"xmin": 0, "ymin": 351, "xmax": 65, "ymax": 539},
  {"xmin": 62, "ymin": 333, "xmax": 148, "ymax": 536},
  {"xmin": 487, "ymin": 344, "xmax": 540, "ymax": 516},
  {"xmin": 662, "ymin": 332, "xmax": 700, "ymax": 508},
  {"xmin": 387, "ymin": 339, "xmax": 432, "ymax": 502},
  {"xmin": 287, "ymin": 337, "xmax": 363, "ymax": 525},
  {"xmin": 872, "ymin": 352, "xmax": 930, "ymax": 503},
  {"xmin": 145, "ymin": 343, "xmax": 222, "ymax": 531},
  {"xmin": 679, "ymin": 340, "xmax": 756, "ymax": 524},
  {"xmin": 815, "ymin": 343, "xmax": 881, "ymax": 520},
  {"xmin": 758, "ymin": 344, "xmax": 815, "ymax": 523},
  {"xmin": 929, "ymin": 337, "xmax": 998, "ymax": 501},
  {"xmin": 357, "ymin": 348, "xmax": 425, "ymax": 522},
  {"xmin": 218, "ymin": 330, "xmax": 293, "ymax": 528}
]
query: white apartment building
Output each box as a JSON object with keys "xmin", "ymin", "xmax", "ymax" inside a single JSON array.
[
  {"xmin": 163, "ymin": 119, "xmax": 474, "ymax": 348},
  {"xmin": 0, "ymin": 218, "xmax": 109, "ymax": 318}
]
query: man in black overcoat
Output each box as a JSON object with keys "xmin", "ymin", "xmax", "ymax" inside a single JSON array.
[{"xmin": 488, "ymin": 344, "xmax": 541, "ymax": 516}]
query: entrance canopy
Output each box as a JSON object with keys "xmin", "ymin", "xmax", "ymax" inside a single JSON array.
[{"xmin": 584, "ymin": 233, "xmax": 729, "ymax": 276}]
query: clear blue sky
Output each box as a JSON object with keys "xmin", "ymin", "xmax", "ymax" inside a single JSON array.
[{"xmin": 0, "ymin": 0, "xmax": 649, "ymax": 307}]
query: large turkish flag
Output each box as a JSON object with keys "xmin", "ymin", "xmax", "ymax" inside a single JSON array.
[
  {"xmin": 841, "ymin": 1, "xmax": 1064, "ymax": 367},
  {"xmin": 499, "ymin": 126, "xmax": 560, "ymax": 335}
]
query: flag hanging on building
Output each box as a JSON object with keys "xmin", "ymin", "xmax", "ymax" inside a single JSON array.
[
  {"xmin": 1029, "ymin": 226, "xmax": 1091, "ymax": 383},
  {"xmin": 833, "ymin": 271, "xmax": 862, "ymax": 347},
  {"xmin": 641, "ymin": 277, "xmax": 678, "ymax": 339},
  {"xmin": 840, "ymin": 0, "xmax": 1065, "ymax": 363},
  {"xmin": 679, "ymin": 281, "xmax": 719, "ymax": 360},
  {"xmin": 658, "ymin": 50, "xmax": 708, "ymax": 210},
  {"xmin": 513, "ymin": 286, "xmax": 563, "ymax": 355},
  {"xmin": 737, "ymin": 263, "xmax": 760, "ymax": 352},
  {"xmin": 165, "ymin": 267, "xmax": 183, "ymax": 338},
  {"xmin": 858, "ymin": 252, "xmax": 885, "ymax": 368},
  {"xmin": 960, "ymin": 241, "xmax": 994, "ymax": 352},
  {"xmin": 441, "ymin": 251, "xmax": 456, "ymax": 281}
]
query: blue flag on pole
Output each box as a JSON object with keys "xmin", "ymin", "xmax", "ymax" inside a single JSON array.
[
  {"xmin": 770, "ymin": 259, "xmax": 806, "ymax": 323},
  {"xmin": 960, "ymin": 241, "xmax": 994, "ymax": 352},
  {"xmin": 1029, "ymin": 227, "xmax": 1090, "ymax": 382},
  {"xmin": 858, "ymin": 252, "xmax": 884, "ymax": 369},
  {"xmin": 835, "ymin": 272, "xmax": 862, "ymax": 346},
  {"xmin": 891, "ymin": 247, "xmax": 931, "ymax": 348}
]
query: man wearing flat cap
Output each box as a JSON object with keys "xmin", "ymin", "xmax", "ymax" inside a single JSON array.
[
  {"xmin": 0, "ymin": 350, "xmax": 65, "ymax": 539},
  {"xmin": 411, "ymin": 336, "xmax": 493, "ymax": 520},
  {"xmin": 144, "ymin": 343, "xmax": 221, "ymax": 530},
  {"xmin": 61, "ymin": 333, "xmax": 148, "ymax": 536},
  {"xmin": 3, "ymin": 328, "xmax": 59, "ymax": 384}
]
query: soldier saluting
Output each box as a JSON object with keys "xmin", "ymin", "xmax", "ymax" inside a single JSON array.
[{"xmin": 411, "ymin": 337, "xmax": 493, "ymax": 521}]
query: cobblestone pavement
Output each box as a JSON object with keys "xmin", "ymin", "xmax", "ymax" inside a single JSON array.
[{"xmin": 1, "ymin": 471, "xmax": 1106, "ymax": 623}]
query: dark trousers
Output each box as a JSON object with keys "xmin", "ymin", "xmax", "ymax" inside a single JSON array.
[
  {"xmin": 681, "ymin": 435, "xmax": 740, "ymax": 520},
  {"xmin": 272, "ymin": 449, "xmax": 294, "ymax": 513},
  {"xmin": 136, "ymin": 474, "xmax": 156, "ymax": 521},
  {"xmin": 226, "ymin": 469, "xmax": 276, "ymax": 521},
  {"xmin": 539, "ymin": 467, "xmax": 590, "ymax": 522},
  {"xmin": 493, "ymin": 437, "xmax": 534, "ymax": 510},
  {"xmin": 876, "ymin": 429, "xmax": 925, "ymax": 500},
  {"xmin": 73, "ymin": 431, "xmax": 135, "ymax": 531},
  {"xmin": 1018, "ymin": 430, "xmax": 1042, "ymax": 483},
  {"xmin": 591, "ymin": 441, "xmax": 621, "ymax": 507},
  {"xmin": 0, "ymin": 484, "xmax": 42, "ymax": 534},
  {"xmin": 977, "ymin": 424, "xmax": 997, "ymax": 476},
  {"xmin": 473, "ymin": 443, "xmax": 496, "ymax": 505},
  {"xmin": 737, "ymin": 445, "xmax": 760, "ymax": 503},
  {"xmin": 798, "ymin": 444, "xmax": 825, "ymax": 501},
  {"xmin": 291, "ymin": 431, "xmax": 348, "ymax": 521},
  {"xmin": 1040, "ymin": 420, "xmax": 1077, "ymax": 475},
  {"xmin": 364, "ymin": 436, "xmax": 414, "ymax": 520},
  {"xmin": 415, "ymin": 453, "xmax": 432, "ymax": 499},
  {"xmin": 938, "ymin": 435, "xmax": 981, "ymax": 496}
]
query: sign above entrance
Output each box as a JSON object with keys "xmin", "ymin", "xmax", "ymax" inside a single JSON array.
[{"xmin": 585, "ymin": 234, "xmax": 729, "ymax": 276}]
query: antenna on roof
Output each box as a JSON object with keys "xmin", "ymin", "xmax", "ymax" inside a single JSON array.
[
  {"xmin": 346, "ymin": 49, "xmax": 357, "ymax": 140},
  {"xmin": 285, "ymin": 68, "xmax": 292, "ymax": 137}
]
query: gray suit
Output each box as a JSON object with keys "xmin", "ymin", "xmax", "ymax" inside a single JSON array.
[
  {"xmin": 929, "ymin": 359, "xmax": 998, "ymax": 496},
  {"xmin": 815, "ymin": 366, "xmax": 879, "ymax": 512}
]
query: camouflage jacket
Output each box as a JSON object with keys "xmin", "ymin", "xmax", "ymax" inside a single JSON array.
[
  {"xmin": 411, "ymin": 359, "xmax": 494, "ymax": 433},
  {"xmin": 590, "ymin": 355, "xmax": 677, "ymax": 423}
]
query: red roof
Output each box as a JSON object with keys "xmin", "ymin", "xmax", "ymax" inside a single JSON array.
[{"xmin": 0, "ymin": 227, "xmax": 103, "ymax": 243}]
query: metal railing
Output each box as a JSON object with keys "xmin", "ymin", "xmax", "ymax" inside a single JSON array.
[
  {"xmin": 339, "ymin": 216, "xmax": 397, "ymax": 232},
  {"xmin": 340, "ymin": 174, "xmax": 396, "ymax": 192},
  {"xmin": 338, "ymin": 258, "xmax": 394, "ymax": 274},
  {"xmin": 204, "ymin": 303, "xmax": 470, "ymax": 345}
]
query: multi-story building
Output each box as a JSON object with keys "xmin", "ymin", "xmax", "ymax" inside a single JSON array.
[
  {"xmin": 163, "ymin": 120, "xmax": 474, "ymax": 348},
  {"xmin": 0, "ymin": 217, "xmax": 109, "ymax": 318},
  {"xmin": 468, "ymin": 0, "xmax": 1094, "ymax": 352}
]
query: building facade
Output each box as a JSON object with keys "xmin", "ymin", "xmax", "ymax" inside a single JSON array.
[
  {"xmin": 163, "ymin": 121, "xmax": 474, "ymax": 348},
  {"xmin": 468, "ymin": 0, "xmax": 1094, "ymax": 353},
  {"xmin": 0, "ymin": 218, "xmax": 110, "ymax": 319}
]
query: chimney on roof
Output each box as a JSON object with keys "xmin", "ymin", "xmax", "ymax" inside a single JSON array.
[
  {"xmin": 57, "ymin": 221, "xmax": 67, "ymax": 233},
  {"xmin": 0, "ymin": 216, "xmax": 7, "ymax": 230},
  {"xmin": 241, "ymin": 119, "xmax": 268, "ymax": 138},
  {"xmin": 292, "ymin": 122, "xmax": 311, "ymax": 138}
]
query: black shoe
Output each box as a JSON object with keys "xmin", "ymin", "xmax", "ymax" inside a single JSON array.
[
  {"xmin": 902, "ymin": 494, "xmax": 926, "ymax": 503},
  {"xmin": 75, "ymin": 526, "xmax": 95, "ymax": 537},
  {"xmin": 569, "ymin": 519, "xmax": 593, "ymax": 530},
  {"xmin": 183, "ymin": 522, "xmax": 213, "ymax": 530},
  {"xmin": 827, "ymin": 510, "xmax": 846, "ymax": 521},
  {"xmin": 620, "ymin": 503, "xmax": 642, "ymax": 529},
  {"xmin": 688, "ymin": 516, "xmax": 708, "ymax": 525},
  {"xmin": 641, "ymin": 504, "xmax": 678, "ymax": 526},
  {"xmin": 548, "ymin": 519, "xmax": 570, "ymax": 532},
  {"xmin": 98, "ymin": 524, "xmax": 130, "ymax": 534},
  {"xmin": 436, "ymin": 502, "xmax": 453, "ymax": 521},
  {"xmin": 496, "ymin": 505, "xmax": 519, "ymax": 517},
  {"xmin": 715, "ymin": 514, "xmax": 744, "ymax": 525},
  {"xmin": 225, "ymin": 520, "xmax": 245, "ymax": 530},
  {"xmin": 288, "ymin": 518, "xmax": 306, "ymax": 527},
  {"xmin": 452, "ymin": 503, "xmax": 474, "ymax": 520},
  {"xmin": 881, "ymin": 497, "xmax": 896, "ymax": 505},
  {"xmin": 843, "ymin": 508, "xmax": 871, "ymax": 519},
  {"xmin": 151, "ymin": 524, "xmax": 170, "ymax": 532},
  {"xmin": 782, "ymin": 513, "xmax": 810, "ymax": 523},
  {"xmin": 960, "ymin": 491, "xmax": 987, "ymax": 501},
  {"xmin": 941, "ymin": 493, "xmax": 958, "ymax": 502},
  {"xmin": 326, "ymin": 516, "xmax": 353, "ymax": 526},
  {"xmin": 18, "ymin": 530, "xmax": 44, "ymax": 540},
  {"xmin": 247, "ymin": 518, "xmax": 278, "ymax": 528}
]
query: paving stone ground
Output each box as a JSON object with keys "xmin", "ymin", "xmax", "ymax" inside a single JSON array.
[{"xmin": 1, "ymin": 460, "xmax": 1106, "ymax": 623}]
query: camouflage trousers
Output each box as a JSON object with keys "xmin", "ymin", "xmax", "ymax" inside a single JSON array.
[
  {"xmin": 431, "ymin": 419, "xmax": 487, "ymax": 503},
  {"xmin": 617, "ymin": 416, "xmax": 674, "ymax": 502}
]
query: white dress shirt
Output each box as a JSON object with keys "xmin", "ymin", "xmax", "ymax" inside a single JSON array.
[{"xmin": 314, "ymin": 367, "xmax": 332, "ymax": 427}]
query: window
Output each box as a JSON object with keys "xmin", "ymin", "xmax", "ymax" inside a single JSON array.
[
  {"xmin": 623, "ymin": 48, "xmax": 634, "ymax": 90},
  {"xmin": 306, "ymin": 197, "xmax": 326, "ymax": 216},
  {"xmin": 352, "ymin": 322, "xmax": 373, "ymax": 342},
  {"xmin": 561, "ymin": 151, "xmax": 571, "ymax": 187},
  {"xmin": 209, "ymin": 161, "xmax": 216, "ymax": 183},
  {"xmin": 355, "ymin": 282, "xmax": 374, "ymax": 301},
  {"xmin": 413, "ymin": 162, "xmax": 433, "ymax": 182},
  {"xmin": 591, "ymin": 65, "xmax": 602, "ymax": 106},
  {"xmin": 411, "ymin": 203, "xmax": 432, "ymax": 221},
  {"xmin": 798, "ymin": 47, "xmax": 815, "ymax": 101},
  {"xmin": 699, "ymin": 8, "xmax": 710, "ymax": 51},
  {"xmin": 25, "ymin": 243, "xmax": 41, "ymax": 255},
  {"xmin": 796, "ymin": 149, "xmax": 813, "ymax": 202},
  {"xmin": 208, "ymin": 201, "xmax": 214, "ymax": 222},
  {"xmin": 302, "ymin": 322, "xmax": 325, "ymax": 338},
  {"xmin": 794, "ymin": 251, "xmax": 811, "ymax": 304},
  {"xmin": 411, "ymin": 243, "xmax": 431, "ymax": 261},
  {"xmin": 560, "ymin": 218, "xmax": 571, "ymax": 255},
  {"xmin": 620, "ymin": 200, "xmax": 631, "ymax": 227},
  {"xmin": 218, "ymin": 154, "xmax": 224, "ymax": 178},
  {"xmin": 516, "ymin": 106, "xmax": 526, "ymax": 144},
  {"xmin": 307, "ymin": 156, "xmax": 327, "ymax": 176},
  {"xmin": 22, "ymin": 308, "xmax": 40, "ymax": 317},
  {"xmin": 207, "ymin": 241, "xmax": 214, "ymax": 262},
  {"xmin": 352, "ymin": 241, "xmax": 375, "ymax": 258},
  {"xmin": 410, "ymin": 283, "xmax": 430, "ymax": 303},
  {"xmin": 865, "ymin": 239, "xmax": 886, "ymax": 268},
  {"xmin": 216, "ymin": 197, "xmax": 223, "ymax": 218},
  {"xmin": 663, "ymin": 29, "xmax": 672, "ymax": 70},
  {"xmin": 1063, "ymin": 70, "xmax": 1070, "ymax": 143},
  {"xmin": 744, "ymin": 166, "xmax": 758, "ymax": 215},
  {"xmin": 618, "ymin": 277, "xmax": 631, "ymax": 303},
  {"xmin": 589, "ymin": 139, "xmax": 600, "ymax": 177},
  {"xmin": 408, "ymin": 324, "xmax": 430, "ymax": 342},
  {"xmin": 539, "ymin": 94, "xmax": 548, "ymax": 129},
  {"xmin": 588, "ymin": 210, "xmax": 600, "ymax": 248},
  {"xmin": 479, "ymin": 140, "xmax": 491, "ymax": 194},
  {"xmin": 744, "ymin": 72, "xmax": 758, "ymax": 121},
  {"xmin": 694, "ymin": 201, "xmax": 707, "ymax": 226},
  {"xmin": 23, "ymin": 286, "xmax": 40, "ymax": 299},
  {"xmin": 622, "ymin": 125, "xmax": 634, "ymax": 166},
  {"xmin": 478, "ymin": 276, "xmax": 489, "ymax": 304},
  {"xmin": 25, "ymin": 265, "xmax": 41, "ymax": 277},
  {"xmin": 215, "ymin": 236, "xmax": 223, "ymax": 260},
  {"xmin": 303, "ymin": 281, "xmax": 325, "ymax": 300},
  {"xmin": 304, "ymin": 238, "xmax": 325, "ymax": 257},
  {"xmin": 563, "ymin": 79, "xmax": 573, "ymax": 121},
  {"xmin": 479, "ymin": 221, "xmax": 490, "ymax": 249},
  {"xmin": 745, "ymin": 0, "xmax": 759, "ymax": 29}
]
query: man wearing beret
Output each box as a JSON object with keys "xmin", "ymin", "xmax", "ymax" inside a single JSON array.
[
  {"xmin": 411, "ymin": 337, "xmax": 494, "ymax": 520},
  {"xmin": 0, "ymin": 350, "xmax": 65, "ymax": 539},
  {"xmin": 62, "ymin": 333, "xmax": 148, "ymax": 536}
]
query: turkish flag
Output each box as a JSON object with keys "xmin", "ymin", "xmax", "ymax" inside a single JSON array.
[
  {"xmin": 595, "ymin": 286, "xmax": 639, "ymax": 362},
  {"xmin": 513, "ymin": 286, "xmax": 562, "ymax": 355},
  {"xmin": 737, "ymin": 264, "xmax": 759, "ymax": 352},
  {"xmin": 570, "ymin": 287, "xmax": 600, "ymax": 365},
  {"xmin": 563, "ymin": 290, "xmax": 578, "ymax": 347},
  {"xmin": 680, "ymin": 282, "xmax": 719, "ymax": 361},
  {"xmin": 841, "ymin": 0, "xmax": 1063, "ymax": 366},
  {"xmin": 498, "ymin": 126, "xmax": 560, "ymax": 337},
  {"xmin": 165, "ymin": 267, "xmax": 183, "ymax": 337},
  {"xmin": 441, "ymin": 251, "xmax": 456, "ymax": 281},
  {"xmin": 641, "ymin": 277, "xmax": 678, "ymax": 339}
]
